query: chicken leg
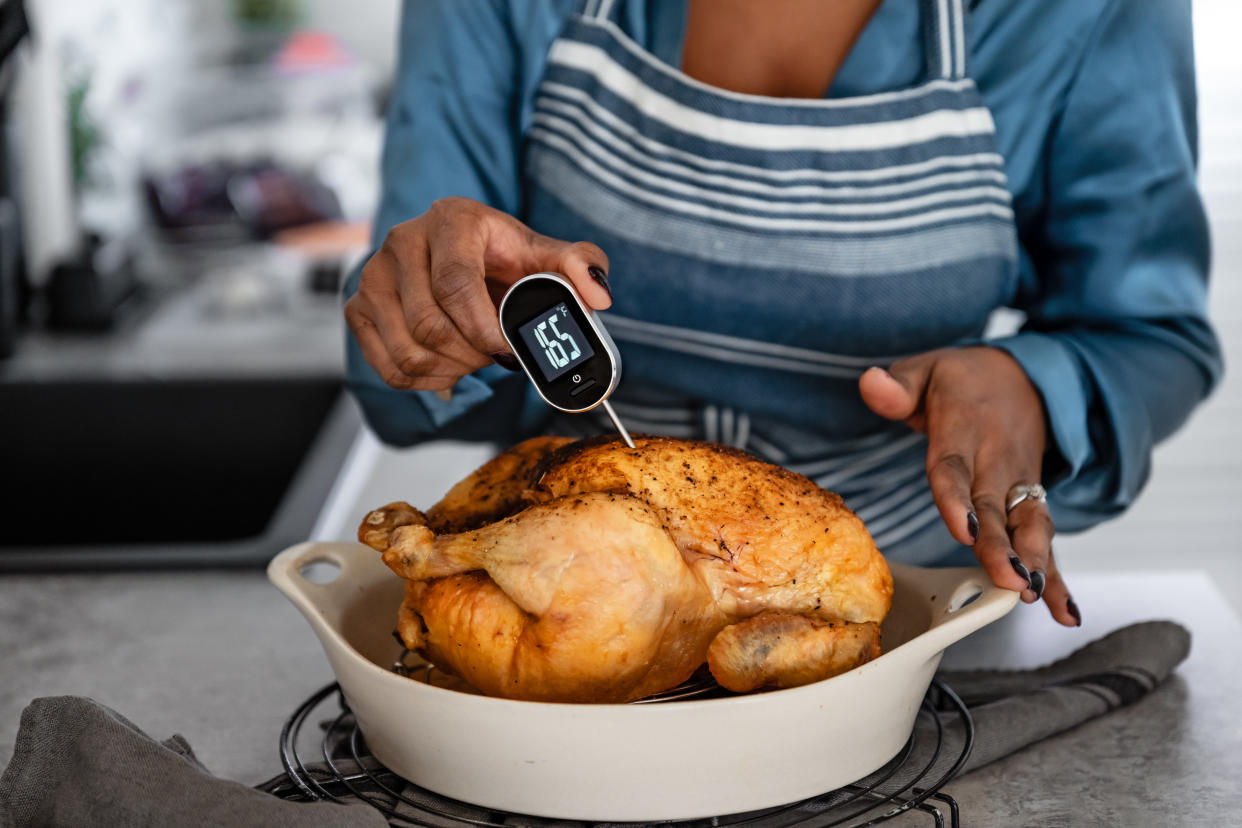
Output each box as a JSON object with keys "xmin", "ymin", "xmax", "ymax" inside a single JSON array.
[
  {"xmin": 369, "ymin": 491, "xmax": 728, "ymax": 703},
  {"xmin": 706, "ymin": 612, "xmax": 882, "ymax": 692}
]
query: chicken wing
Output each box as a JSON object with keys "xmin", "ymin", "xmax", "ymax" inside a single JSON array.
[{"xmin": 425, "ymin": 435, "xmax": 573, "ymax": 533}]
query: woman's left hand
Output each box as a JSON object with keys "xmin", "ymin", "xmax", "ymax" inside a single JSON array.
[{"xmin": 858, "ymin": 346, "xmax": 1080, "ymax": 627}]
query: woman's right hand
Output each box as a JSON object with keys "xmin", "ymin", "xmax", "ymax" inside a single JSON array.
[{"xmin": 346, "ymin": 197, "xmax": 612, "ymax": 391}]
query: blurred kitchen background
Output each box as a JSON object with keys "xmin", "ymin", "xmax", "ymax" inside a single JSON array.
[
  {"xmin": 0, "ymin": 0, "xmax": 395, "ymax": 567},
  {"xmin": 0, "ymin": 1, "xmax": 1238, "ymax": 613}
]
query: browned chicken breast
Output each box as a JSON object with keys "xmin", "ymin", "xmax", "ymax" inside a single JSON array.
[{"xmin": 359, "ymin": 435, "xmax": 892, "ymax": 702}]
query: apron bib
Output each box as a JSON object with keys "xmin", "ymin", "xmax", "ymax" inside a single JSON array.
[{"xmin": 520, "ymin": 0, "xmax": 1018, "ymax": 564}]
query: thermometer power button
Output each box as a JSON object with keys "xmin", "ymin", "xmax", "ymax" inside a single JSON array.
[{"xmin": 569, "ymin": 377, "xmax": 597, "ymax": 397}]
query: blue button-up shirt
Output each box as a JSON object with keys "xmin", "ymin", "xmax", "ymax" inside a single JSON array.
[{"xmin": 344, "ymin": 0, "xmax": 1222, "ymax": 534}]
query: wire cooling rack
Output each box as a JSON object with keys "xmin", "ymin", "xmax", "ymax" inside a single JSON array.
[{"xmin": 257, "ymin": 676, "xmax": 973, "ymax": 828}]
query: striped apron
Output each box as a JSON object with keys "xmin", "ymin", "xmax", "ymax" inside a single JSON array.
[{"xmin": 521, "ymin": 0, "xmax": 1019, "ymax": 565}]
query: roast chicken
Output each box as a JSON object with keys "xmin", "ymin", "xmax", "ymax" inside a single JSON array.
[{"xmin": 358, "ymin": 435, "xmax": 892, "ymax": 703}]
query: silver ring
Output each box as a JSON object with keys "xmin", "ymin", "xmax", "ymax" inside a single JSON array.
[{"xmin": 1006, "ymin": 483, "xmax": 1047, "ymax": 513}]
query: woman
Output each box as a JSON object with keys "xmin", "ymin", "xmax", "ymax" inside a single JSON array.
[{"xmin": 343, "ymin": 0, "xmax": 1221, "ymax": 628}]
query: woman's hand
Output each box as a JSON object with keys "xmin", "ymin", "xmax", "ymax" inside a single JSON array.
[
  {"xmin": 346, "ymin": 197, "xmax": 612, "ymax": 391},
  {"xmin": 858, "ymin": 347, "xmax": 1080, "ymax": 627}
]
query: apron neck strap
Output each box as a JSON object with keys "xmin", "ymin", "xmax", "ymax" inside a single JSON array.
[
  {"xmin": 924, "ymin": 0, "xmax": 968, "ymax": 81},
  {"xmin": 586, "ymin": 0, "xmax": 967, "ymax": 82},
  {"xmin": 585, "ymin": 0, "xmax": 619, "ymax": 22}
]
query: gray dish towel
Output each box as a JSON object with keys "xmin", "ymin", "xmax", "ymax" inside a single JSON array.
[
  {"xmin": 0, "ymin": 621, "xmax": 1190, "ymax": 828},
  {"xmin": 0, "ymin": 702, "xmax": 387, "ymax": 828}
]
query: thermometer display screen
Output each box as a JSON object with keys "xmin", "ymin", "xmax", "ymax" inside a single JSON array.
[{"xmin": 517, "ymin": 303, "xmax": 595, "ymax": 382}]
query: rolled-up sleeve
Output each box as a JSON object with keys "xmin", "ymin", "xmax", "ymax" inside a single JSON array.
[
  {"xmin": 343, "ymin": 0, "xmax": 534, "ymax": 446},
  {"xmin": 990, "ymin": 0, "xmax": 1222, "ymax": 530}
]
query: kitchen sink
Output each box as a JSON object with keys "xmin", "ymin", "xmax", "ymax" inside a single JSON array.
[{"xmin": 0, "ymin": 378, "xmax": 359, "ymax": 570}]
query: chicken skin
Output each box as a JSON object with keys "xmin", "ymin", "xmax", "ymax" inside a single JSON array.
[{"xmin": 359, "ymin": 435, "xmax": 892, "ymax": 702}]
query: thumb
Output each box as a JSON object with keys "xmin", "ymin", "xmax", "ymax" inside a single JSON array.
[
  {"xmin": 859, "ymin": 358, "xmax": 932, "ymax": 423},
  {"xmin": 519, "ymin": 231, "xmax": 613, "ymax": 311},
  {"xmin": 477, "ymin": 207, "xmax": 612, "ymax": 309}
]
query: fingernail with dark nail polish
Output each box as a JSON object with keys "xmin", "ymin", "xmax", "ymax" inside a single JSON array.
[
  {"xmin": 1067, "ymin": 597, "xmax": 1082, "ymax": 627},
  {"xmin": 1008, "ymin": 555, "xmax": 1031, "ymax": 588},
  {"xmin": 1029, "ymin": 569, "xmax": 1046, "ymax": 600},
  {"xmin": 588, "ymin": 266, "xmax": 611, "ymax": 298},
  {"xmin": 491, "ymin": 352, "xmax": 520, "ymax": 372},
  {"xmin": 967, "ymin": 511, "xmax": 979, "ymax": 543}
]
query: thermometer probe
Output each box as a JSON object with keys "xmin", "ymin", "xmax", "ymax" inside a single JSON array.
[{"xmin": 499, "ymin": 273, "xmax": 635, "ymax": 448}]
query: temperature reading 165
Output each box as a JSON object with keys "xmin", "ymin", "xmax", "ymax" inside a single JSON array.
[
  {"xmin": 534, "ymin": 304, "xmax": 581, "ymax": 369},
  {"xmin": 516, "ymin": 302, "xmax": 595, "ymax": 382}
]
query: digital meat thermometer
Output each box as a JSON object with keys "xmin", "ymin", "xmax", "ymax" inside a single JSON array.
[{"xmin": 499, "ymin": 272, "xmax": 635, "ymax": 448}]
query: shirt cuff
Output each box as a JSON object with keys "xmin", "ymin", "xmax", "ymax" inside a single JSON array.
[
  {"xmin": 420, "ymin": 371, "xmax": 503, "ymax": 427},
  {"xmin": 987, "ymin": 332, "xmax": 1093, "ymax": 485},
  {"xmin": 345, "ymin": 325, "xmax": 512, "ymax": 444}
]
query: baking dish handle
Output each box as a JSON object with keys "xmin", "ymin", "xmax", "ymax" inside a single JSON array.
[
  {"xmin": 915, "ymin": 567, "xmax": 1021, "ymax": 655},
  {"xmin": 267, "ymin": 541, "xmax": 387, "ymax": 634}
]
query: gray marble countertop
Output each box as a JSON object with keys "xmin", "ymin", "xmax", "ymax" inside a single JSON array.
[{"xmin": 1, "ymin": 566, "xmax": 1239, "ymax": 826}]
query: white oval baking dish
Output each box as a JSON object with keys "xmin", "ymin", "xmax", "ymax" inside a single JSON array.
[{"xmin": 269, "ymin": 540, "xmax": 1017, "ymax": 821}]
